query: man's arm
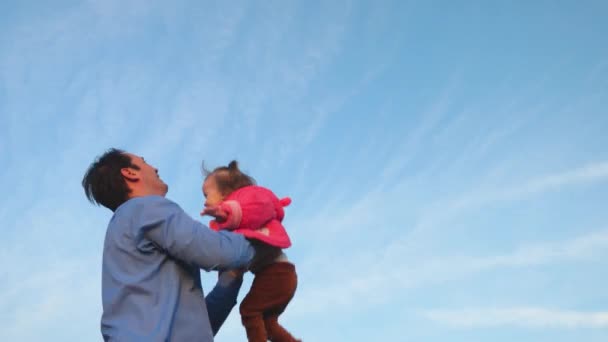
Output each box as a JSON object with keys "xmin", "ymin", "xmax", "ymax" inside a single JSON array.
[
  {"xmin": 137, "ymin": 196, "xmax": 255, "ymax": 270},
  {"xmin": 206, "ymin": 270, "xmax": 244, "ymax": 335}
]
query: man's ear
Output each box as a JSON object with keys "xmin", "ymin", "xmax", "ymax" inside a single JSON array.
[{"xmin": 121, "ymin": 167, "xmax": 140, "ymax": 182}]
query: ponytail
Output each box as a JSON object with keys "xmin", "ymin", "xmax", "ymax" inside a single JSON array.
[{"xmin": 228, "ymin": 160, "xmax": 239, "ymax": 171}]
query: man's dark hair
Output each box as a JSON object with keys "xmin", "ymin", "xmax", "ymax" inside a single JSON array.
[
  {"xmin": 202, "ymin": 160, "xmax": 256, "ymax": 196},
  {"xmin": 82, "ymin": 148, "xmax": 140, "ymax": 212}
]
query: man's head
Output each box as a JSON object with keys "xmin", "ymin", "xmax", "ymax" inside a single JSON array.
[{"xmin": 82, "ymin": 149, "xmax": 168, "ymax": 211}]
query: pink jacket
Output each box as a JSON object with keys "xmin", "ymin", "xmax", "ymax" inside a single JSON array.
[{"xmin": 208, "ymin": 185, "xmax": 292, "ymax": 248}]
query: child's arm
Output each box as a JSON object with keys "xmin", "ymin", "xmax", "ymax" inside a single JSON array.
[
  {"xmin": 201, "ymin": 206, "xmax": 229, "ymax": 222},
  {"xmin": 234, "ymin": 186, "xmax": 291, "ymax": 231},
  {"xmin": 202, "ymin": 186, "xmax": 289, "ymax": 231},
  {"xmin": 201, "ymin": 201, "xmax": 242, "ymax": 230}
]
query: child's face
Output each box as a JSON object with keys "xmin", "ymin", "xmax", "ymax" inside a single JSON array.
[{"xmin": 203, "ymin": 176, "xmax": 224, "ymax": 207}]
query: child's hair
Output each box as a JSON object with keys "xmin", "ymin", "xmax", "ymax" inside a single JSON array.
[{"xmin": 202, "ymin": 160, "xmax": 256, "ymax": 196}]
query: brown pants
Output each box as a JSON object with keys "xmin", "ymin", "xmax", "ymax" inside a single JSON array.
[{"xmin": 240, "ymin": 262, "xmax": 298, "ymax": 342}]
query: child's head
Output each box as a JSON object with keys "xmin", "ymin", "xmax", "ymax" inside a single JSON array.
[{"xmin": 202, "ymin": 160, "xmax": 256, "ymax": 207}]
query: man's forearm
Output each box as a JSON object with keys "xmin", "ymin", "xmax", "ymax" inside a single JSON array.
[{"xmin": 206, "ymin": 271, "xmax": 244, "ymax": 335}]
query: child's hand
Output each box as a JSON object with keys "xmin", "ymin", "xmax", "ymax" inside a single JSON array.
[{"xmin": 200, "ymin": 205, "xmax": 228, "ymax": 222}]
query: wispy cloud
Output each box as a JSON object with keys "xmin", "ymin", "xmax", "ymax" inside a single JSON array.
[
  {"xmin": 0, "ymin": 256, "xmax": 100, "ymax": 341},
  {"xmin": 423, "ymin": 307, "xmax": 608, "ymax": 329},
  {"xmin": 503, "ymin": 161, "xmax": 608, "ymax": 198},
  {"xmin": 291, "ymin": 227, "xmax": 608, "ymax": 315},
  {"xmin": 469, "ymin": 228, "xmax": 608, "ymax": 267},
  {"xmin": 379, "ymin": 80, "xmax": 457, "ymax": 182},
  {"xmin": 435, "ymin": 160, "xmax": 608, "ymax": 217}
]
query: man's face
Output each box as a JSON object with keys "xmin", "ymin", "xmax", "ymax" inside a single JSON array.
[
  {"xmin": 202, "ymin": 177, "xmax": 224, "ymax": 207},
  {"xmin": 124, "ymin": 153, "xmax": 168, "ymax": 196}
]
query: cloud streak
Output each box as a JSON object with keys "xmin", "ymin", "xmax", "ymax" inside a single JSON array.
[
  {"xmin": 290, "ymin": 227, "xmax": 608, "ymax": 315},
  {"xmin": 416, "ymin": 160, "xmax": 608, "ymax": 232},
  {"xmin": 504, "ymin": 161, "xmax": 608, "ymax": 198},
  {"xmin": 423, "ymin": 307, "xmax": 608, "ymax": 329}
]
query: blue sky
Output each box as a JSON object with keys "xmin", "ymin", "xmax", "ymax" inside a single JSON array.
[{"xmin": 1, "ymin": 1, "xmax": 607, "ymax": 341}]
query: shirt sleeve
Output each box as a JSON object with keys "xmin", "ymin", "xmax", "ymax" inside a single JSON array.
[
  {"xmin": 136, "ymin": 196, "xmax": 255, "ymax": 271},
  {"xmin": 205, "ymin": 270, "xmax": 244, "ymax": 336}
]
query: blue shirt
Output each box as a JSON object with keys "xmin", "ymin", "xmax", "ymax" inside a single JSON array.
[{"xmin": 101, "ymin": 195, "xmax": 254, "ymax": 341}]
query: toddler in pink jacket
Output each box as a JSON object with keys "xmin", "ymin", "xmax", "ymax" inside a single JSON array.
[{"xmin": 201, "ymin": 161, "xmax": 300, "ymax": 342}]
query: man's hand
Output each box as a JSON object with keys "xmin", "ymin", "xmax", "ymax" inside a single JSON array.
[
  {"xmin": 223, "ymin": 268, "xmax": 245, "ymax": 279},
  {"xmin": 200, "ymin": 205, "xmax": 229, "ymax": 222}
]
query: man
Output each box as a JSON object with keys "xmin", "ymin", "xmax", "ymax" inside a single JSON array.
[{"xmin": 82, "ymin": 148, "xmax": 255, "ymax": 341}]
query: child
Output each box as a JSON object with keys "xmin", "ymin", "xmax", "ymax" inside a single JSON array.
[{"xmin": 201, "ymin": 161, "xmax": 300, "ymax": 342}]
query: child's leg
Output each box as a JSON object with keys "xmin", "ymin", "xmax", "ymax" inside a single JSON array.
[
  {"xmin": 264, "ymin": 315, "xmax": 299, "ymax": 342},
  {"xmin": 262, "ymin": 263, "xmax": 298, "ymax": 342},
  {"xmin": 240, "ymin": 288, "xmax": 268, "ymax": 342},
  {"xmin": 240, "ymin": 262, "xmax": 299, "ymax": 342}
]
